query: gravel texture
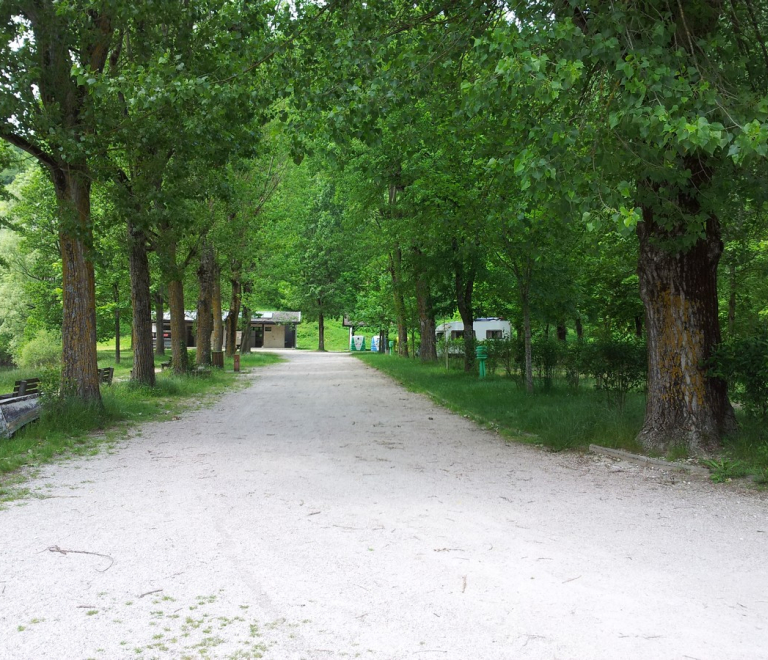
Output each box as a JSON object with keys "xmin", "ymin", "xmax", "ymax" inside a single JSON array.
[{"xmin": 1, "ymin": 350, "xmax": 766, "ymax": 660}]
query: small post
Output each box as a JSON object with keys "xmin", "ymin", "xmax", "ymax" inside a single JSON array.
[
  {"xmin": 475, "ymin": 344, "xmax": 487, "ymax": 379},
  {"xmin": 233, "ymin": 354, "xmax": 240, "ymax": 372}
]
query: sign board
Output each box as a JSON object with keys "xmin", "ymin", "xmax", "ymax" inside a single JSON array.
[
  {"xmin": 370, "ymin": 336, "xmax": 380, "ymax": 352},
  {"xmin": 350, "ymin": 335, "xmax": 366, "ymax": 351}
]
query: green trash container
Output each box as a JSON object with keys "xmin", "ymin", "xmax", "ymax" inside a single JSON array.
[{"xmin": 475, "ymin": 344, "xmax": 488, "ymax": 379}]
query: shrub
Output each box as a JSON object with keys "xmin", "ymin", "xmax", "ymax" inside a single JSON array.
[
  {"xmin": 532, "ymin": 337, "xmax": 564, "ymax": 388},
  {"xmin": 582, "ymin": 337, "xmax": 647, "ymax": 409},
  {"xmin": 14, "ymin": 328, "xmax": 61, "ymax": 370},
  {"xmin": 708, "ymin": 335, "xmax": 768, "ymax": 419}
]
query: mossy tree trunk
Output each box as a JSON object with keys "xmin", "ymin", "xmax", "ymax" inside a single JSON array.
[{"xmin": 637, "ymin": 209, "xmax": 737, "ymax": 454}]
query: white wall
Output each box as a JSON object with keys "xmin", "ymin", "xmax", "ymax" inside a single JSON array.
[{"xmin": 263, "ymin": 325, "xmax": 285, "ymax": 348}]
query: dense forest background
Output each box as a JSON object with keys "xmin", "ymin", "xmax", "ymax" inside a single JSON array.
[{"xmin": 3, "ymin": 1, "xmax": 768, "ymax": 459}]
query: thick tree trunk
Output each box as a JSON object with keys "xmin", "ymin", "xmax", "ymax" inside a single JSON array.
[
  {"xmin": 195, "ymin": 243, "xmax": 214, "ymax": 366},
  {"xmin": 557, "ymin": 323, "xmax": 567, "ymax": 342},
  {"xmin": 113, "ymin": 283, "xmax": 121, "ymax": 364},
  {"xmin": 414, "ymin": 253, "xmax": 437, "ymax": 362},
  {"xmin": 318, "ymin": 310, "xmax": 326, "ymax": 351},
  {"xmin": 575, "ymin": 316, "xmax": 583, "ymax": 341},
  {"xmin": 225, "ymin": 267, "xmax": 241, "ymax": 356},
  {"xmin": 56, "ymin": 170, "xmax": 100, "ymax": 400},
  {"xmin": 168, "ymin": 277, "xmax": 188, "ymax": 375},
  {"xmin": 636, "ymin": 209, "xmax": 736, "ymax": 454},
  {"xmin": 154, "ymin": 291, "xmax": 165, "ymax": 356},
  {"xmin": 212, "ymin": 262, "xmax": 223, "ymax": 352},
  {"xmin": 128, "ymin": 222, "xmax": 156, "ymax": 386},
  {"xmin": 522, "ymin": 293, "xmax": 534, "ymax": 394}
]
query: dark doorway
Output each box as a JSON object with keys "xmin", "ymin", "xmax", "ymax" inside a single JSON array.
[
  {"xmin": 253, "ymin": 325, "xmax": 264, "ymax": 348},
  {"xmin": 285, "ymin": 325, "xmax": 296, "ymax": 348}
]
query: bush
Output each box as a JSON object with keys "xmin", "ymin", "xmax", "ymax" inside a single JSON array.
[
  {"xmin": 582, "ymin": 337, "xmax": 647, "ymax": 409},
  {"xmin": 485, "ymin": 336, "xmax": 517, "ymax": 376},
  {"xmin": 532, "ymin": 337, "xmax": 563, "ymax": 388},
  {"xmin": 709, "ymin": 335, "xmax": 768, "ymax": 419},
  {"xmin": 14, "ymin": 328, "xmax": 61, "ymax": 370}
]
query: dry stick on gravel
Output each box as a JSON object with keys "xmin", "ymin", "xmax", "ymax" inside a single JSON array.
[
  {"xmin": 47, "ymin": 545, "xmax": 115, "ymax": 572},
  {"xmin": 138, "ymin": 589, "xmax": 163, "ymax": 598}
]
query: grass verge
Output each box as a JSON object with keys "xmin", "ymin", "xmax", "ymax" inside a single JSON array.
[{"xmin": 0, "ymin": 351, "xmax": 282, "ymax": 491}]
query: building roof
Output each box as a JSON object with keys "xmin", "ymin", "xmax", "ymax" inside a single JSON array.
[{"xmin": 160, "ymin": 311, "xmax": 302, "ymax": 324}]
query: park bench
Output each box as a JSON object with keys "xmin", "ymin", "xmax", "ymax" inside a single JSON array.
[
  {"xmin": 0, "ymin": 377, "xmax": 42, "ymax": 438},
  {"xmin": 98, "ymin": 367, "xmax": 114, "ymax": 386},
  {"xmin": 0, "ymin": 377, "xmax": 41, "ymax": 400},
  {"xmin": 160, "ymin": 359, "xmax": 172, "ymax": 370}
]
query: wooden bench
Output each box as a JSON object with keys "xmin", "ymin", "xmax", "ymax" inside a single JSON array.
[
  {"xmin": 160, "ymin": 359, "xmax": 172, "ymax": 370},
  {"xmin": 97, "ymin": 367, "xmax": 114, "ymax": 386},
  {"xmin": 0, "ymin": 378, "xmax": 41, "ymax": 400}
]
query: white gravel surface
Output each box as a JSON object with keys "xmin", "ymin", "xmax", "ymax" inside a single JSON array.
[{"xmin": 1, "ymin": 350, "xmax": 767, "ymax": 660}]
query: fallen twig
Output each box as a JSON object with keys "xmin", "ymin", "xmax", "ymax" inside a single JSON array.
[
  {"xmin": 47, "ymin": 545, "xmax": 114, "ymax": 572},
  {"xmin": 562, "ymin": 575, "xmax": 581, "ymax": 584},
  {"xmin": 138, "ymin": 589, "xmax": 163, "ymax": 598}
]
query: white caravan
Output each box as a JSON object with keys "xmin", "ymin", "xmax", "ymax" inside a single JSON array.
[{"xmin": 435, "ymin": 317, "xmax": 511, "ymax": 342}]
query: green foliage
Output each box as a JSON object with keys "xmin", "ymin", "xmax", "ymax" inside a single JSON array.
[
  {"xmin": 709, "ymin": 335, "xmax": 768, "ymax": 419},
  {"xmin": 580, "ymin": 339, "xmax": 647, "ymax": 410},
  {"xmin": 13, "ymin": 329, "xmax": 61, "ymax": 371},
  {"xmin": 702, "ymin": 458, "xmax": 749, "ymax": 484}
]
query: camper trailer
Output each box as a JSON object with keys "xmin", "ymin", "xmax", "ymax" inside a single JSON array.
[{"xmin": 435, "ymin": 318, "xmax": 511, "ymax": 342}]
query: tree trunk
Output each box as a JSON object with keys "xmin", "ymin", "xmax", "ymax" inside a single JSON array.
[
  {"xmin": 56, "ymin": 170, "xmax": 100, "ymax": 400},
  {"xmin": 454, "ymin": 254, "xmax": 475, "ymax": 372},
  {"xmin": 195, "ymin": 243, "xmax": 214, "ymax": 366},
  {"xmin": 154, "ymin": 291, "xmax": 165, "ymax": 356},
  {"xmin": 636, "ymin": 209, "xmax": 736, "ymax": 454},
  {"xmin": 113, "ymin": 283, "xmax": 121, "ymax": 364},
  {"xmin": 728, "ymin": 261, "xmax": 736, "ymax": 338},
  {"xmin": 168, "ymin": 277, "xmax": 188, "ymax": 375},
  {"xmin": 239, "ymin": 284, "xmax": 252, "ymax": 355},
  {"xmin": 557, "ymin": 323, "xmax": 567, "ymax": 342},
  {"xmin": 414, "ymin": 252, "xmax": 437, "ymax": 362},
  {"xmin": 212, "ymin": 261, "xmax": 223, "ymax": 352},
  {"xmin": 389, "ymin": 246, "xmax": 409, "ymax": 358},
  {"xmin": 634, "ymin": 315, "xmax": 644, "ymax": 338},
  {"xmin": 225, "ymin": 266, "xmax": 241, "ymax": 356},
  {"xmin": 575, "ymin": 316, "xmax": 583, "ymax": 341},
  {"xmin": 318, "ymin": 309, "xmax": 326, "ymax": 351},
  {"xmin": 522, "ymin": 292, "xmax": 534, "ymax": 394},
  {"xmin": 128, "ymin": 221, "xmax": 156, "ymax": 386}
]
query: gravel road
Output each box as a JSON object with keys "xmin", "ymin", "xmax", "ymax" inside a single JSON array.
[{"xmin": 1, "ymin": 350, "xmax": 766, "ymax": 660}]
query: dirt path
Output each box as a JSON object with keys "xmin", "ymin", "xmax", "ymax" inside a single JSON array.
[{"xmin": 1, "ymin": 351, "xmax": 766, "ymax": 660}]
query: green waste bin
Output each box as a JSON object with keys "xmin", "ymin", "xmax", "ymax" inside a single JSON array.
[{"xmin": 475, "ymin": 344, "xmax": 488, "ymax": 379}]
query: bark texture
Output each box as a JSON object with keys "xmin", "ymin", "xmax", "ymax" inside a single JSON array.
[
  {"xmin": 414, "ymin": 251, "xmax": 437, "ymax": 362},
  {"xmin": 212, "ymin": 262, "xmax": 223, "ymax": 353},
  {"xmin": 389, "ymin": 245, "xmax": 409, "ymax": 358},
  {"xmin": 154, "ymin": 291, "xmax": 165, "ymax": 356},
  {"xmin": 113, "ymin": 283, "xmax": 121, "ymax": 364},
  {"xmin": 168, "ymin": 278, "xmax": 188, "ymax": 375},
  {"xmin": 57, "ymin": 171, "xmax": 100, "ymax": 400},
  {"xmin": 225, "ymin": 266, "xmax": 241, "ymax": 356},
  {"xmin": 128, "ymin": 221, "xmax": 155, "ymax": 386},
  {"xmin": 318, "ymin": 311, "xmax": 326, "ymax": 351},
  {"xmin": 637, "ymin": 209, "xmax": 736, "ymax": 454},
  {"xmin": 195, "ymin": 244, "xmax": 214, "ymax": 366}
]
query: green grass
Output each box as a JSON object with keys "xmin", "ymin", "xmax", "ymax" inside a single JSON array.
[
  {"xmin": 295, "ymin": 319, "xmax": 352, "ymax": 352},
  {"xmin": 357, "ymin": 353, "xmax": 645, "ymax": 453},
  {"xmin": 0, "ymin": 349, "xmax": 282, "ymax": 484}
]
